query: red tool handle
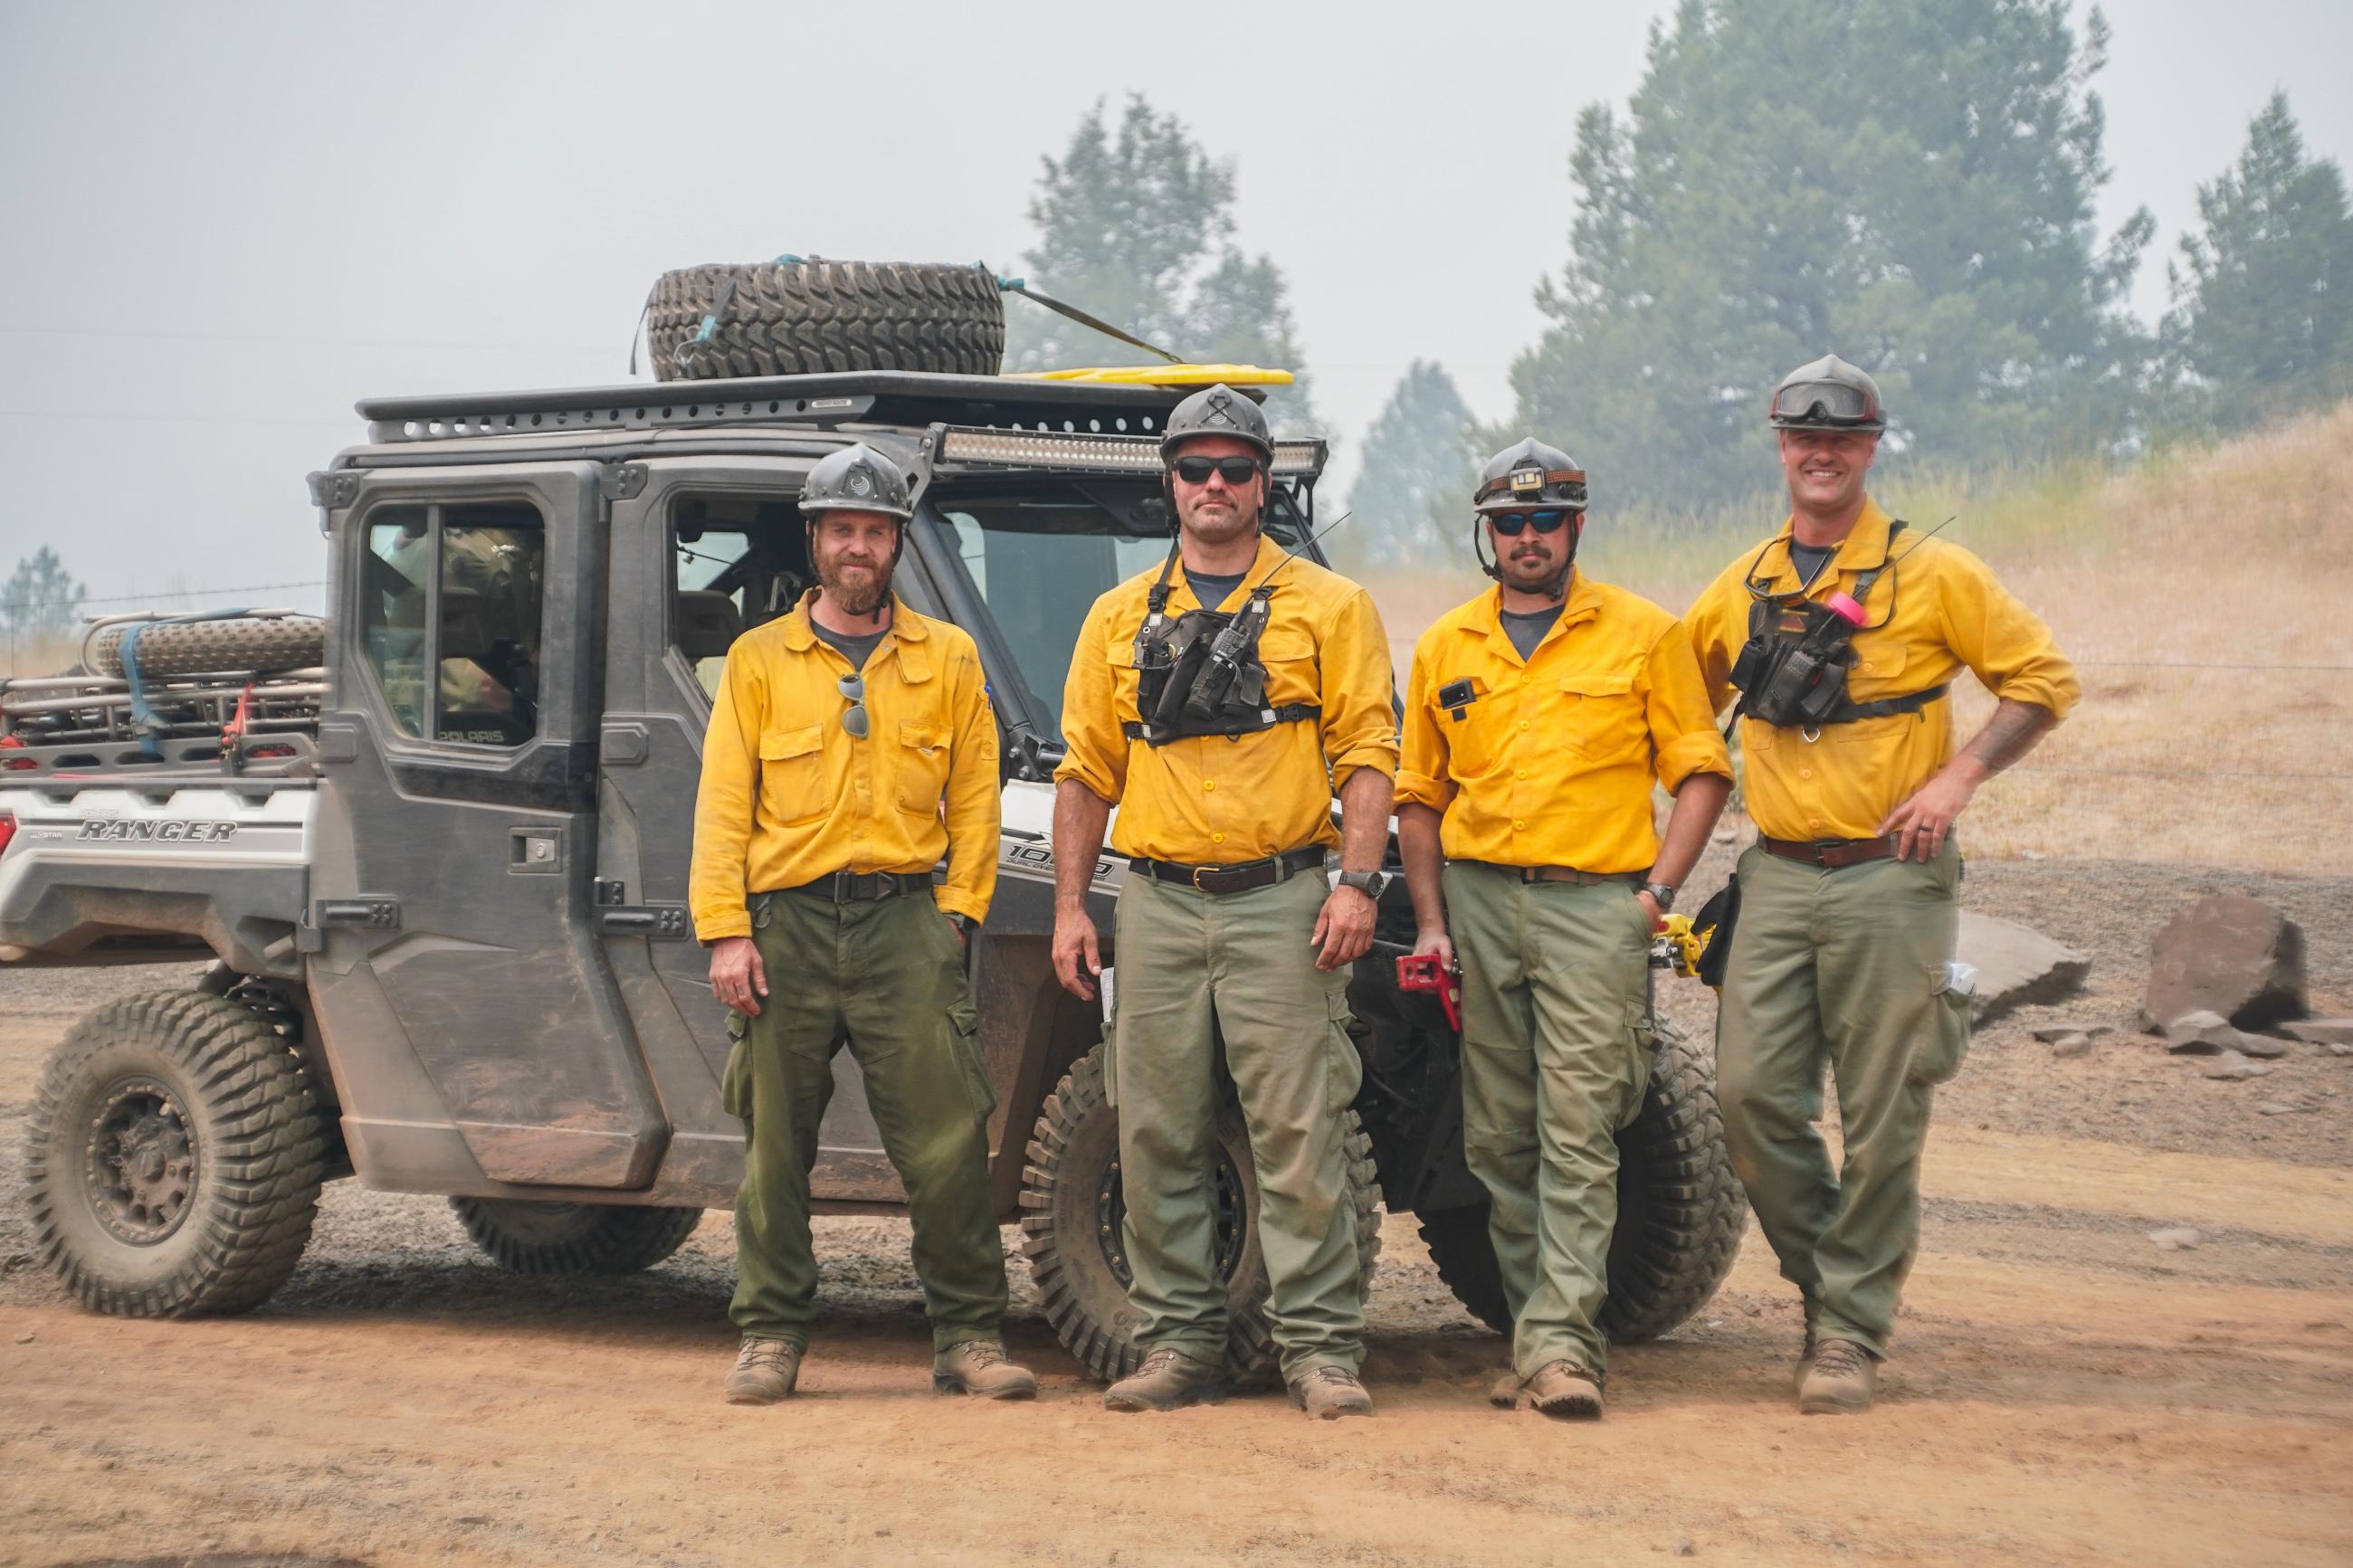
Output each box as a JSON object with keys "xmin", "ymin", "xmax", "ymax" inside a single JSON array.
[{"xmin": 1395, "ymin": 953, "xmax": 1462, "ymax": 1032}]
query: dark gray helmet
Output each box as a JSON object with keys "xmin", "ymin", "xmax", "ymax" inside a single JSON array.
[
  {"xmin": 1767, "ymin": 354, "xmax": 1886, "ymax": 432},
  {"xmin": 1472, "ymin": 437, "xmax": 1588, "ymax": 514},
  {"xmin": 1159, "ymin": 383, "xmax": 1274, "ymax": 464},
  {"xmin": 799, "ymin": 442, "xmax": 914, "ymax": 521}
]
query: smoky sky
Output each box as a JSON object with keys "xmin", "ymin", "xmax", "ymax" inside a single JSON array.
[{"xmin": 2, "ymin": 0, "xmax": 2345, "ymax": 607}]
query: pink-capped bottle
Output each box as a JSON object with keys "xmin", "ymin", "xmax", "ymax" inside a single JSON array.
[{"xmin": 1823, "ymin": 590, "xmax": 1867, "ymax": 626}]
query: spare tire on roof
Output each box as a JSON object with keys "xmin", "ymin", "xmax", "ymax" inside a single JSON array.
[{"xmin": 648, "ymin": 260, "xmax": 1006, "ymax": 382}]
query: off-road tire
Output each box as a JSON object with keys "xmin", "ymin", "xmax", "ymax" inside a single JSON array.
[
  {"xmin": 1420, "ymin": 1018, "xmax": 1744, "ymax": 1343},
  {"xmin": 86, "ymin": 615, "xmax": 325, "ymax": 679},
  {"xmin": 449, "ymin": 1198, "xmax": 704, "ymax": 1276},
  {"xmin": 24, "ymin": 992, "xmax": 327, "ymax": 1317},
  {"xmin": 648, "ymin": 260, "xmax": 1005, "ymax": 382},
  {"xmin": 1020, "ymin": 1043, "xmax": 1383, "ymax": 1384}
]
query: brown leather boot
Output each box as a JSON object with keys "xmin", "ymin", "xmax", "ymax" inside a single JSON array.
[
  {"xmin": 724, "ymin": 1337, "xmax": 804, "ymax": 1405},
  {"xmin": 1103, "ymin": 1347, "xmax": 1224, "ymax": 1412},
  {"xmin": 1797, "ymin": 1339, "xmax": 1878, "ymax": 1414},
  {"xmin": 1521, "ymin": 1360, "xmax": 1605, "ymax": 1420},
  {"xmin": 933, "ymin": 1339, "xmax": 1038, "ymax": 1401},
  {"xmin": 1288, "ymin": 1365, "xmax": 1375, "ymax": 1421}
]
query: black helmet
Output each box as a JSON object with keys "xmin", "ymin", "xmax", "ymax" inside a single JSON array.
[
  {"xmin": 1767, "ymin": 355, "xmax": 1886, "ymax": 432},
  {"xmin": 1473, "ymin": 437, "xmax": 1587, "ymax": 514},
  {"xmin": 799, "ymin": 442, "xmax": 915, "ymax": 521},
  {"xmin": 1159, "ymin": 383, "xmax": 1274, "ymax": 464}
]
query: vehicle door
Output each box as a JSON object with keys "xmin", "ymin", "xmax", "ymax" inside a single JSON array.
[{"xmin": 306, "ymin": 461, "xmax": 668, "ymax": 1193}]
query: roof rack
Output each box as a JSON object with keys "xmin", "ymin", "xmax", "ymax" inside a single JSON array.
[{"xmin": 355, "ymin": 370, "xmax": 1232, "ymax": 446}]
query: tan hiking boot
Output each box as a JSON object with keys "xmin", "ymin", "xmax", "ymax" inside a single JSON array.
[
  {"xmin": 1793, "ymin": 1327, "xmax": 1820, "ymax": 1393},
  {"xmin": 1487, "ymin": 1369, "xmax": 1527, "ymax": 1409},
  {"xmin": 1798, "ymin": 1338, "xmax": 1878, "ymax": 1414},
  {"xmin": 1288, "ymin": 1365, "xmax": 1374, "ymax": 1421},
  {"xmin": 933, "ymin": 1339, "xmax": 1038, "ymax": 1401},
  {"xmin": 724, "ymin": 1336, "xmax": 803, "ymax": 1405},
  {"xmin": 1104, "ymin": 1347, "xmax": 1224, "ymax": 1412},
  {"xmin": 1522, "ymin": 1360, "xmax": 1605, "ymax": 1420}
]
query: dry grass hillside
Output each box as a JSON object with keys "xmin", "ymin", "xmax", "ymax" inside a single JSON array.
[{"xmin": 1364, "ymin": 401, "xmax": 2353, "ymax": 875}]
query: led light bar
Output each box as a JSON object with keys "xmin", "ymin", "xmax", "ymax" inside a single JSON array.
[{"xmin": 931, "ymin": 425, "xmax": 1327, "ymax": 480}]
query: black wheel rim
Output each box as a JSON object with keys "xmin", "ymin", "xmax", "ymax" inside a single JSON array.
[
  {"xmin": 1096, "ymin": 1146, "xmax": 1248, "ymax": 1291},
  {"xmin": 83, "ymin": 1076, "xmax": 196, "ymax": 1245}
]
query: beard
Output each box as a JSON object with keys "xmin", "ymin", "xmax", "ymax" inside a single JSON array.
[{"xmin": 816, "ymin": 550, "xmax": 894, "ymax": 618}]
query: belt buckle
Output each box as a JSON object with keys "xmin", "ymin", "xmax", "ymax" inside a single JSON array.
[{"xmin": 1191, "ymin": 864, "xmax": 1213, "ymax": 893}]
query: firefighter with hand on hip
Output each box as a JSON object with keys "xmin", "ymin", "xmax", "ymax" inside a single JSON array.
[
  {"xmin": 690, "ymin": 442, "xmax": 1035, "ymax": 1407},
  {"xmin": 1395, "ymin": 440, "xmax": 1733, "ymax": 1419},
  {"xmin": 1684, "ymin": 356, "xmax": 2079, "ymax": 1413},
  {"xmin": 1051, "ymin": 384, "xmax": 1400, "ymax": 1420}
]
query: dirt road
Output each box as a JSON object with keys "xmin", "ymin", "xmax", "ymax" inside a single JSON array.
[{"xmin": 4, "ymin": 859, "xmax": 2351, "ymax": 1567}]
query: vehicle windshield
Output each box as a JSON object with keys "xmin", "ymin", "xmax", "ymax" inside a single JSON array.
[{"xmin": 931, "ymin": 479, "xmax": 1308, "ymax": 741}]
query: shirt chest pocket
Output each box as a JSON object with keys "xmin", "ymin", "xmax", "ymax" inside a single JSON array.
[
  {"xmin": 1253, "ymin": 627, "xmax": 1319, "ymax": 708},
  {"xmin": 1554, "ymin": 669, "xmax": 1645, "ymax": 762},
  {"xmin": 893, "ymin": 719, "xmax": 952, "ymax": 817},
  {"xmin": 1821, "ymin": 641, "xmax": 1920, "ymax": 747},
  {"xmin": 758, "ymin": 723, "xmax": 829, "ymax": 826}
]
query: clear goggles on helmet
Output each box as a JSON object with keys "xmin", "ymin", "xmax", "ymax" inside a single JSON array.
[{"xmin": 1769, "ymin": 379, "xmax": 1880, "ymax": 426}]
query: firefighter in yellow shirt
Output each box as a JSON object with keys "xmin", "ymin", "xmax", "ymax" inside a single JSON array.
[
  {"xmin": 1051, "ymin": 385, "xmax": 1399, "ymax": 1420},
  {"xmin": 690, "ymin": 443, "xmax": 1034, "ymax": 1408},
  {"xmin": 1396, "ymin": 440, "xmax": 1732, "ymax": 1419},
  {"xmin": 1685, "ymin": 356, "xmax": 2079, "ymax": 1414}
]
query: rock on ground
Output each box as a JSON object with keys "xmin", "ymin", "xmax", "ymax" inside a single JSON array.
[
  {"xmin": 2163, "ymin": 1010, "xmax": 2290, "ymax": 1058},
  {"xmin": 2143, "ymin": 894, "xmax": 2307, "ymax": 1032},
  {"xmin": 1958, "ymin": 912, "xmax": 2090, "ymax": 1026},
  {"xmin": 2281, "ymin": 1019, "xmax": 2353, "ymax": 1047},
  {"xmin": 2201, "ymin": 1050, "xmax": 2270, "ymax": 1081}
]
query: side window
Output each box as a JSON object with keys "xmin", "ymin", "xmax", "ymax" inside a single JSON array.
[
  {"xmin": 670, "ymin": 495, "xmax": 811, "ymax": 697},
  {"xmin": 359, "ymin": 502, "xmax": 546, "ymax": 746}
]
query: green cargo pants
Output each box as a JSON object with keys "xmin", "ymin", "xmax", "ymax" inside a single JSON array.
[
  {"xmin": 1108, "ymin": 866, "xmax": 1367, "ymax": 1382},
  {"xmin": 722, "ymin": 889, "xmax": 1006, "ymax": 1351},
  {"xmin": 1443, "ymin": 864, "xmax": 1654, "ymax": 1377},
  {"xmin": 1715, "ymin": 840, "xmax": 1970, "ymax": 1357}
]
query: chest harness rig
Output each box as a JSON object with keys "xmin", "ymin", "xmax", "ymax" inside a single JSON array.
[
  {"xmin": 1726, "ymin": 520, "xmax": 1948, "ymax": 741},
  {"xmin": 1123, "ymin": 542, "xmax": 1320, "ymax": 747}
]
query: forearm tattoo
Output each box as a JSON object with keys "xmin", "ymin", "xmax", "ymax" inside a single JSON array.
[{"xmin": 1960, "ymin": 698, "xmax": 2055, "ymax": 774}]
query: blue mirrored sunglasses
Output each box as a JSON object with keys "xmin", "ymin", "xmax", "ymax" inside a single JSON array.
[{"xmin": 1489, "ymin": 509, "xmax": 1572, "ymax": 536}]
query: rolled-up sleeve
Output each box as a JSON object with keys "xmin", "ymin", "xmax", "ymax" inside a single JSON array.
[
  {"xmin": 689, "ymin": 651, "xmax": 761, "ymax": 943},
  {"xmin": 1053, "ymin": 596, "xmax": 1128, "ymax": 803},
  {"xmin": 936, "ymin": 637, "xmax": 1002, "ymax": 925},
  {"xmin": 1393, "ymin": 640, "xmax": 1454, "ymax": 813},
  {"xmin": 1319, "ymin": 585, "xmax": 1400, "ymax": 791},
  {"xmin": 1645, "ymin": 620, "xmax": 1735, "ymax": 793},
  {"xmin": 1938, "ymin": 546, "xmax": 2080, "ymax": 722}
]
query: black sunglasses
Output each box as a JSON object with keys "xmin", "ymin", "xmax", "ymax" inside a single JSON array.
[
  {"xmin": 1171, "ymin": 455, "xmax": 1264, "ymax": 487},
  {"xmin": 1489, "ymin": 509, "xmax": 1574, "ymax": 536},
  {"xmin": 837, "ymin": 672, "xmax": 869, "ymax": 739}
]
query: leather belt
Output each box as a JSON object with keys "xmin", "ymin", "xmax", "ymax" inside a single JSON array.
[
  {"xmin": 1466, "ymin": 861, "xmax": 1640, "ymax": 887},
  {"xmin": 1129, "ymin": 846, "xmax": 1326, "ymax": 896},
  {"xmin": 776, "ymin": 870, "xmax": 935, "ymax": 903},
  {"xmin": 1760, "ymin": 835, "xmax": 1896, "ymax": 870}
]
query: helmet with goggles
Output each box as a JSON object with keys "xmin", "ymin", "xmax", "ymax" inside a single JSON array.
[{"xmin": 1767, "ymin": 355, "xmax": 1886, "ymax": 432}]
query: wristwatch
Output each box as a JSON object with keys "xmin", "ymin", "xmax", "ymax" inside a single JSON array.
[
  {"xmin": 1338, "ymin": 868, "xmax": 1391, "ymax": 900},
  {"xmin": 1641, "ymin": 881, "xmax": 1678, "ymax": 912}
]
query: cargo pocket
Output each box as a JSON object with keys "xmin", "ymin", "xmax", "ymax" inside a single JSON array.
[
  {"xmin": 1616, "ymin": 995, "xmax": 1656, "ymax": 1131},
  {"xmin": 1324, "ymin": 987, "xmax": 1365, "ymax": 1113},
  {"xmin": 719, "ymin": 1010, "xmax": 754, "ymax": 1122},
  {"xmin": 1914, "ymin": 964, "xmax": 1974, "ymax": 1087},
  {"xmin": 948, "ymin": 999, "xmax": 996, "ymax": 1123},
  {"xmin": 1100, "ymin": 972, "xmax": 1120, "ymax": 1109}
]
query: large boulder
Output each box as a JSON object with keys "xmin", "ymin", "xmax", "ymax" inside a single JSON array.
[
  {"xmin": 1957, "ymin": 912, "xmax": 2090, "ymax": 1026},
  {"xmin": 2141, "ymin": 895, "xmax": 2307, "ymax": 1032}
]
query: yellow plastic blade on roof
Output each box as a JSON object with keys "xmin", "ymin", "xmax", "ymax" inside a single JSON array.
[{"xmin": 1003, "ymin": 364, "xmax": 1295, "ymax": 386}]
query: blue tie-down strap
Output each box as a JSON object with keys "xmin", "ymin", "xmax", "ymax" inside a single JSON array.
[{"xmin": 119, "ymin": 610, "xmax": 264, "ymax": 758}]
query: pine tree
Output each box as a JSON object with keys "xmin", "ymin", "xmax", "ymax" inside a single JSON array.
[
  {"xmin": 1003, "ymin": 95, "xmax": 1324, "ymax": 438},
  {"xmin": 2162, "ymin": 91, "xmax": 2353, "ymax": 429},
  {"xmin": 1, "ymin": 547, "xmax": 86, "ymax": 641},
  {"xmin": 1340, "ymin": 362, "xmax": 1481, "ymax": 572},
  {"xmin": 1512, "ymin": 0, "xmax": 2152, "ymax": 513}
]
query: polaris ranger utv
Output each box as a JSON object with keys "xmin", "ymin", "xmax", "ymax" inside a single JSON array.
[{"xmin": 2, "ymin": 347, "xmax": 1741, "ymax": 1380}]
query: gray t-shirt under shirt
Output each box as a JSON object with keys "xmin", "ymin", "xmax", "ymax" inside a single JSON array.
[
  {"xmin": 1788, "ymin": 541, "xmax": 1837, "ymax": 589},
  {"xmin": 1183, "ymin": 570, "xmax": 1247, "ymax": 611},
  {"xmin": 1499, "ymin": 604, "xmax": 1564, "ymax": 661},
  {"xmin": 812, "ymin": 619, "xmax": 888, "ymax": 671}
]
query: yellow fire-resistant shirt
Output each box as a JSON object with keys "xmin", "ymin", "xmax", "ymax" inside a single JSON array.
[
  {"xmin": 1055, "ymin": 533, "xmax": 1399, "ymax": 864},
  {"xmin": 690, "ymin": 594, "xmax": 999, "ymax": 941},
  {"xmin": 1684, "ymin": 499, "xmax": 2080, "ymax": 842},
  {"xmin": 1396, "ymin": 575, "xmax": 1733, "ymax": 873}
]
